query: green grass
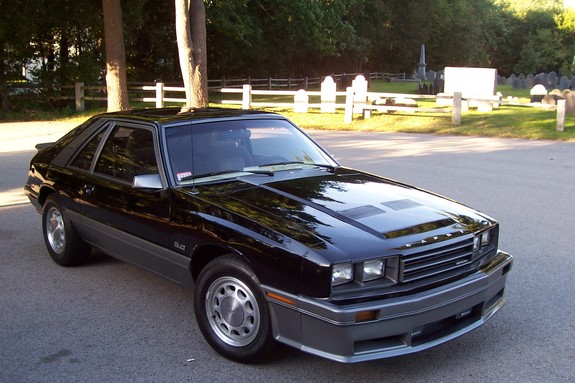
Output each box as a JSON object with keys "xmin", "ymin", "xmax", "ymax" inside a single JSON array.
[{"xmin": 2, "ymin": 81, "xmax": 573, "ymax": 141}]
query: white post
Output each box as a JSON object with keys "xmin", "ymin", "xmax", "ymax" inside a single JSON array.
[
  {"xmin": 557, "ymin": 99, "xmax": 566, "ymax": 132},
  {"xmin": 242, "ymin": 84, "xmax": 252, "ymax": 110},
  {"xmin": 75, "ymin": 82, "xmax": 84, "ymax": 111},
  {"xmin": 155, "ymin": 82, "xmax": 164, "ymax": 108},
  {"xmin": 452, "ymin": 92, "xmax": 462, "ymax": 126},
  {"xmin": 344, "ymin": 87, "xmax": 354, "ymax": 123}
]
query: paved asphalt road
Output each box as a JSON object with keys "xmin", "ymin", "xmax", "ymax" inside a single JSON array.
[{"xmin": 1, "ymin": 120, "xmax": 574, "ymax": 382}]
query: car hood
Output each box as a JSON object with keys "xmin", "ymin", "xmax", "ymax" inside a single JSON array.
[{"xmin": 190, "ymin": 168, "xmax": 494, "ymax": 262}]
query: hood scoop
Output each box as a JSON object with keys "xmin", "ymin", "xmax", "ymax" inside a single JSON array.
[
  {"xmin": 381, "ymin": 199, "xmax": 422, "ymax": 211},
  {"xmin": 337, "ymin": 205, "xmax": 386, "ymax": 220},
  {"xmin": 384, "ymin": 217, "xmax": 458, "ymax": 239}
]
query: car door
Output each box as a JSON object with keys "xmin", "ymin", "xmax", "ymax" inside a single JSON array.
[{"xmin": 70, "ymin": 121, "xmax": 188, "ymax": 283}]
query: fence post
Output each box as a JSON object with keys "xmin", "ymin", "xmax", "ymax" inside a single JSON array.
[
  {"xmin": 242, "ymin": 84, "xmax": 252, "ymax": 110},
  {"xmin": 452, "ymin": 92, "xmax": 462, "ymax": 125},
  {"xmin": 75, "ymin": 82, "xmax": 84, "ymax": 111},
  {"xmin": 344, "ymin": 87, "xmax": 354, "ymax": 123},
  {"xmin": 557, "ymin": 99, "xmax": 566, "ymax": 132},
  {"xmin": 268, "ymin": 77, "xmax": 272, "ymax": 90},
  {"xmin": 155, "ymin": 82, "xmax": 164, "ymax": 108}
]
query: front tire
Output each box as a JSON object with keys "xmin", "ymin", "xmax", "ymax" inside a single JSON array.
[
  {"xmin": 194, "ymin": 255, "xmax": 275, "ymax": 363},
  {"xmin": 42, "ymin": 195, "xmax": 89, "ymax": 266}
]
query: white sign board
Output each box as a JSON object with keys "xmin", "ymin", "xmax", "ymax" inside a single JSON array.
[{"xmin": 444, "ymin": 67, "xmax": 497, "ymax": 97}]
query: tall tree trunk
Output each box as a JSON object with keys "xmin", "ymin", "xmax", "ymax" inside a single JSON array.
[
  {"xmin": 102, "ymin": 0, "xmax": 129, "ymax": 111},
  {"xmin": 175, "ymin": 0, "xmax": 208, "ymax": 108}
]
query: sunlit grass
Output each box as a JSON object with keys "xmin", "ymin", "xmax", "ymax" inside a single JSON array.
[{"xmin": 2, "ymin": 81, "xmax": 573, "ymax": 141}]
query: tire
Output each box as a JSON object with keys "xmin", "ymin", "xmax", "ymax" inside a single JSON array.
[
  {"xmin": 194, "ymin": 254, "xmax": 275, "ymax": 363},
  {"xmin": 42, "ymin": 195, "xmax": 90, "ymax": 266}
]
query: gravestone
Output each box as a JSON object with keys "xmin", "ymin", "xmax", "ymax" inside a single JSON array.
[
  {"xmin": 320, "ymin": 76, "xmax": 337, "ymax": 113},
  {"xmin": 506, "ymin": 74, "xmax": 516, "ymax": 86},
  {"xmin": 563, "ymin": 90, "xmax": 575, "ymax": 114},
  {"xmin": 427, "ymin": 70, "xmax": 437, "ymax": 81},
  {"xmin": 548, "ymin": 71, "xmax": 558, "ymax": 89},
  {"xmin": 293, "ymin": 89, "xmax": 309, "ymax": 113},
  {"xmin": 549, "ymin": 89, "xmax": 565, "ymax": 106},
  {"xmin": 352, "ymin": 75, "xmax": 368, "ymax": 113},
  {"xmin": 535, "ymin": 73, "xmax": 548, "ymax": 87},
  {"xmin": 559, "ymin": 76, "xmax": 570, "ymax": 90},
  {"xmin": 570, "ymin": 76, "xmax": 575, "ymax": 90},
  {"xmin": 530, "ymin": 84, "xmax": 547, "ymax": 102},
  {"xmin": 541, "ymin": 94, "xmax": 556, "ymax": 106},
  {"xmin": 526, "ymin": 74, "xmax": 535, "ymax": 88}
]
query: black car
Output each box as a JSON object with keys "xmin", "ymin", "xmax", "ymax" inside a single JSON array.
[{"xmin": 24, "ymin": 107, "xmax": 513, "ymax": 363}]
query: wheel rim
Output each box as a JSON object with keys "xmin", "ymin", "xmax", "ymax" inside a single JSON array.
[
  {"xmin": 46, "ymin": 207, "xmax": 65, "ymax": 254},
  {"xmin": 205, "ymin": 276, "xmax": 261, "ymax": 347}
]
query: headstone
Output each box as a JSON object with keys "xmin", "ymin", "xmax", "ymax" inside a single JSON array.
[
  {"xmin": 535, "ymin": 73, "xmax": 548, "ymax": 88},
  {"xmin": 320, "ymin": 76, "xmax": 337, "ymax": 113},
  {"xmin": 570, "ymin": 76, "xmax": 575, "ymax": 90},
  {"xmin": 293, "ymin": 89, "xmax": 309, "ymax": 113},
  {"xmin": 548, "ymin": 71, "xmax": 558, "ymax": 89},
  {"xmin": 352, "ymin": 75, "xmax": 368, "ymax": 113},
  {"xmin": 530, "ymin": 84, "xmax": 547, "ymax": 103},
  {"xmin": 559, "ymin": 76, "xmax": 570, "ymax": 91},
  {"xmin": 506, "ymin": 74, "xmax": 516, "ymax": 86},
  {"xmin": 541, "ymin": 94, "xmax": 556, "ymax": 106},
  {"xmin": 526, "ymin": 74, "xmax": 535, "ymax": 88},
  {"xmin": 433, "ymin": 76, "xmax": 444, "ymax": 94},
  {"xmin": 533, "ymin": 74, "xmax": 542, "ymax": 85},
  {"xmin": 563, "ymin": 90, "xmax": 575, "ymax": 114},
  {"xmin": 427, "ymin": 70, "xmax": 437, "ymax": 81},
  {"xmin": 550, "ymin": 89, "xmax": 565, "ymax": 104},
  {"xmin": 518, "ymin": 77, "xmax": 528, "ymax": 89}
]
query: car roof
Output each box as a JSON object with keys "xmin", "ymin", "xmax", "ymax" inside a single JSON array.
[{"xmin": 102, "ymin": 107, "xmax": 282, "ymax": 125}]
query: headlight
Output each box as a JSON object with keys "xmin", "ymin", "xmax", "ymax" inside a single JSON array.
[
  {"xmin": 363, "ymin": 259, "xmax": 385, "ymax": 282},
  {"xmin": 480, "ymin": 230, "xmax": 491, "ymax": 246},
  {"xmin": 332, "ymin": 263, "xmax": 353, "ymax": 286},
  {"xmin": 474, "ymin": 229, "xmax": 492, "ymax": 251}
]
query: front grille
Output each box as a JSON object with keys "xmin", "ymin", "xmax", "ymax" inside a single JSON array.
[{"xmin": 401, "ymin": 237, "xmax": 475, "ymax": 283}]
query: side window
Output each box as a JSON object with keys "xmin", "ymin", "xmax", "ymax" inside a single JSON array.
[
  {"xmin": 70, "ymin": 130, "xmax": 104, "ymax": 171},
  {"xmin": 95, "ymin": 126, "xmax": 158, "ymax": 181}
]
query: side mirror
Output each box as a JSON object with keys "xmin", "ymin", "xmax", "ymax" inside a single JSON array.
[{"xmin": 132, "ymin": 174, "xmax": 163, "ymax": 190}]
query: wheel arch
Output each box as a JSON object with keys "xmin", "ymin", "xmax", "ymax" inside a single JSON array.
[
  {"xmin": 190, "ymin": 244, "xmax": 249, "ymax": 282},
  {"xmin": 38, "ymin": 186, "xmax": 56, "ymax": 207}
]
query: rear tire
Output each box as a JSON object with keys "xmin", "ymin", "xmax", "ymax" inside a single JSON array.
[
  {"xmin": 194, "ymin": 254, "xmax": 275, "ymax": 363},
  {"xmin": 42, "ymin": 195, "xmax": 89, "ymax": 266}
]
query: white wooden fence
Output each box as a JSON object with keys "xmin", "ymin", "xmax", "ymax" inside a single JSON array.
[{"xmin": 66, "ymin": 73, "xmax": 568, "ymax": 128}]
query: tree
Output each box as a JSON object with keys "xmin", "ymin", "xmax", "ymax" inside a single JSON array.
[
  {"xmin": 102, "ymin": 0, "xmax": 129, "ymax": 111},
  {"xmin": 175, "ymin": 0, "xmax": 208, "ymax": 108}
]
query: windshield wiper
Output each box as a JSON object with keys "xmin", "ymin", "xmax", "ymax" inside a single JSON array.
[
  {"xmin": 258, "ymin": 161, "xmax": 337, "ymax": 173},
  {"xmin": 179, "ymin": 169, "xmax": 274, "ymax": 182},
  {"xmin": 258, "ymin": 160, "xmax": 304, "ymax": 167}
]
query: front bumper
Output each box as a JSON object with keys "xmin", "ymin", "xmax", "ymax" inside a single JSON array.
[{"xmin": 263, "ymin": 250, "xmax": 513, "ymax": 363}]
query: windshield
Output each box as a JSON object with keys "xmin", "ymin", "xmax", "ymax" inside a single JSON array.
[{"xmin": 164, "ymin": 118, "xmax": 337, "ymax": 185}]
